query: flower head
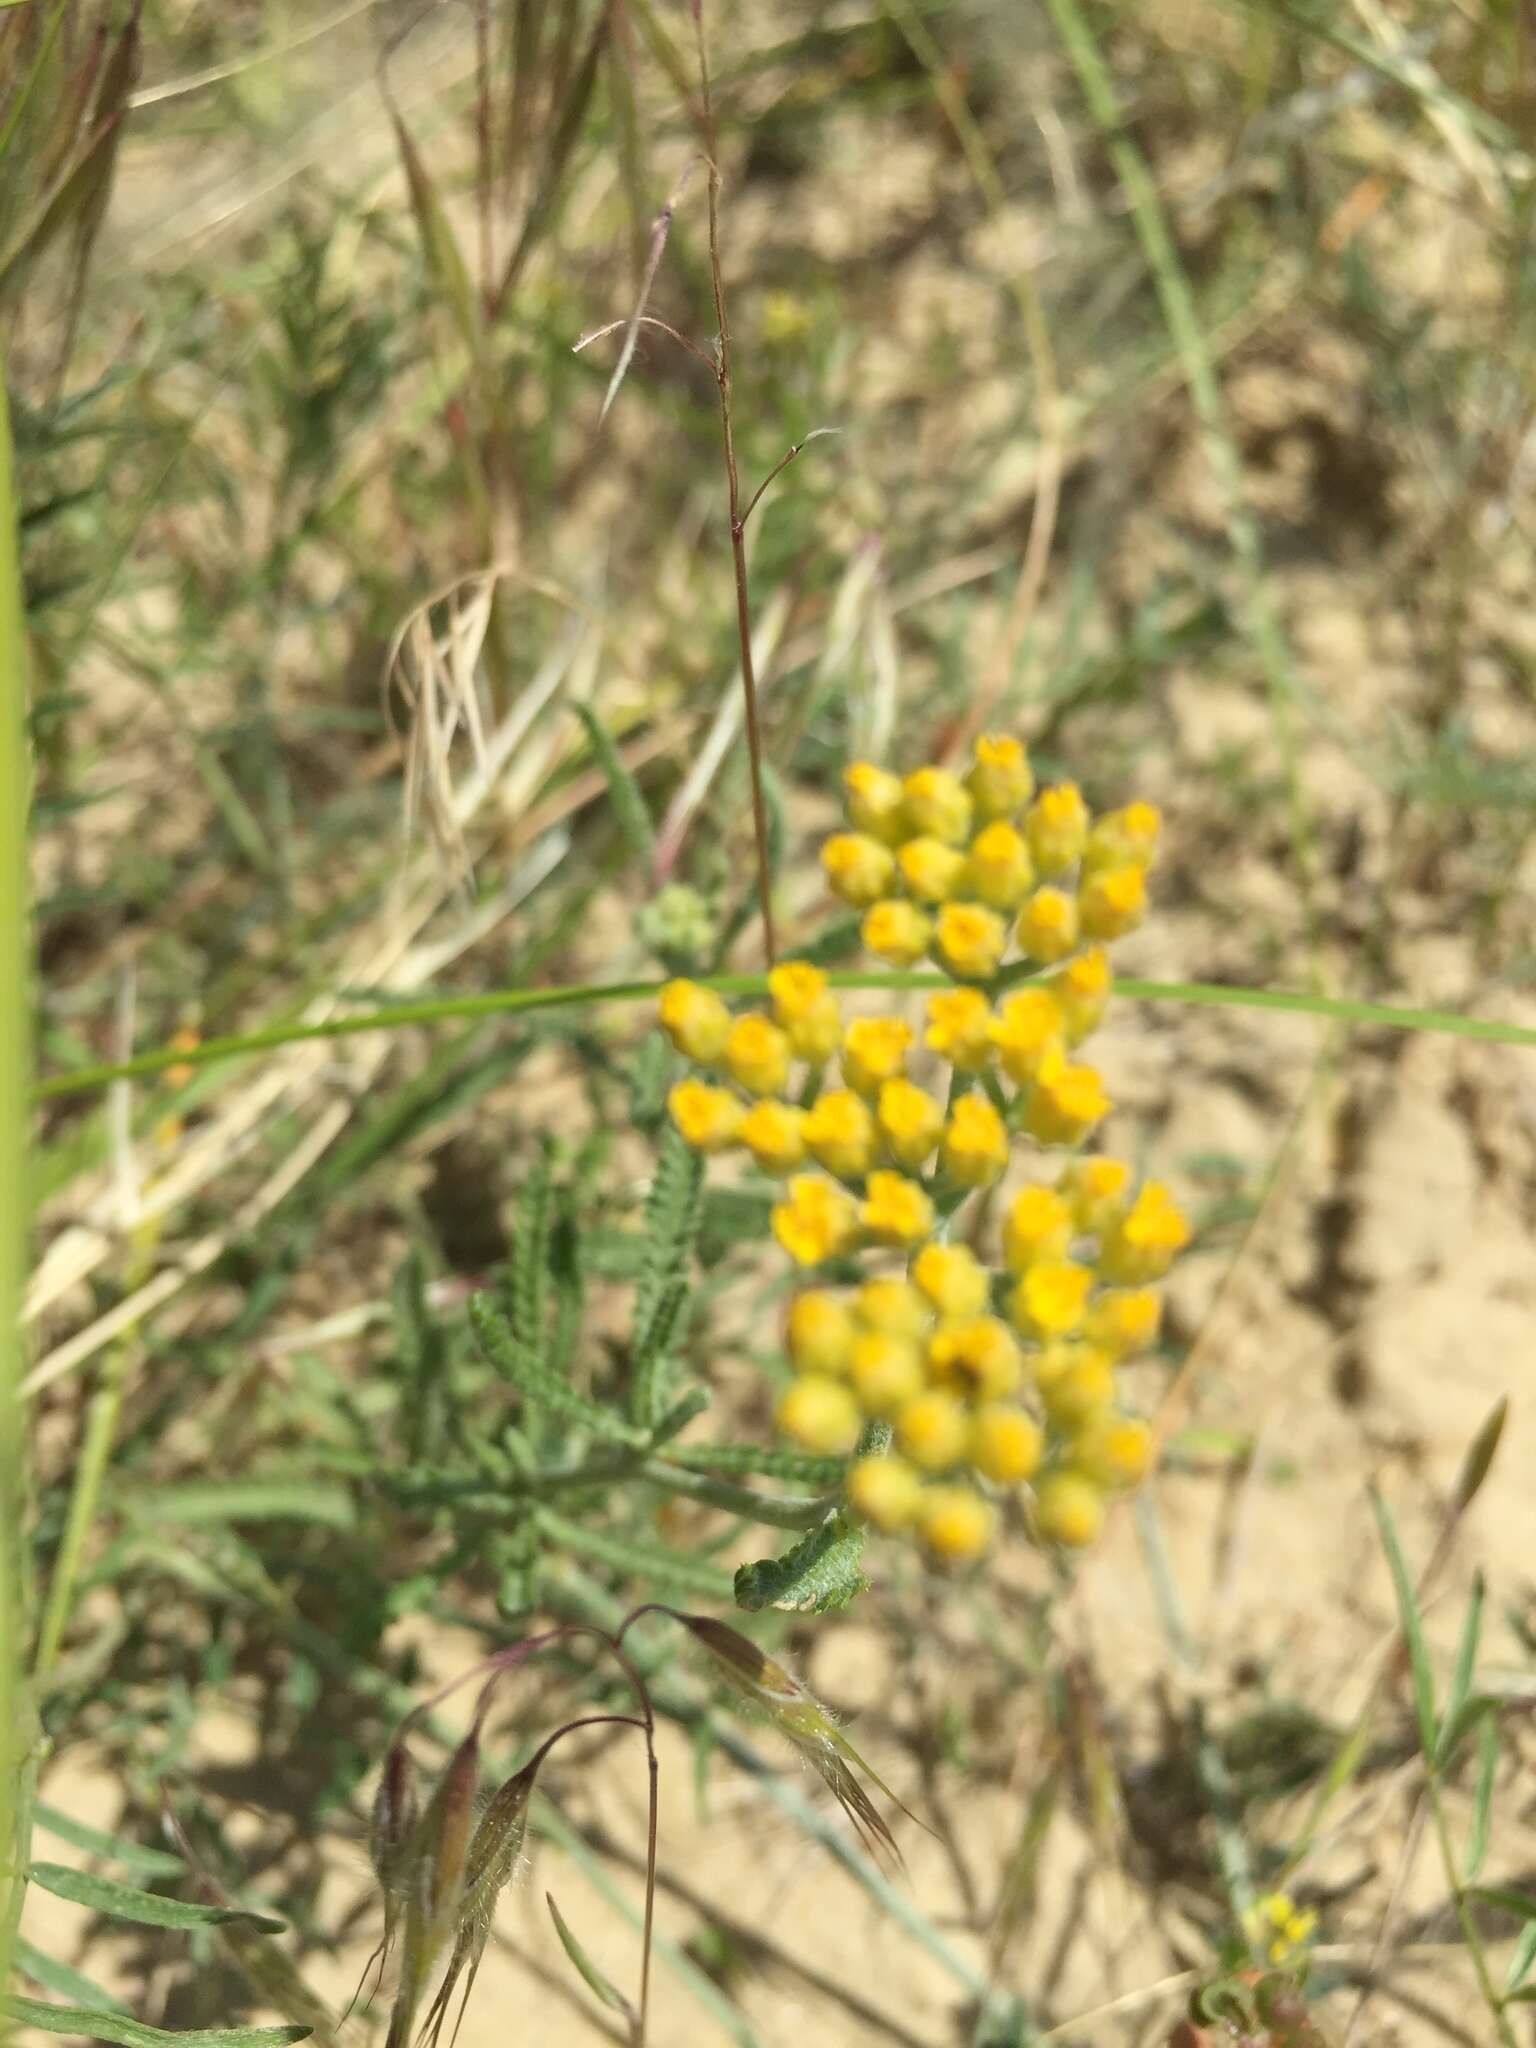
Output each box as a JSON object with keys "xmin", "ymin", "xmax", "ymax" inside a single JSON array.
[
  {"xmin": 1079, "ymin": 863, "xmax": 1147, "ymax": 941},
  {"xmin": 898, "ymin": 835, "xmax": 966, "ymax": 903},
  {"xmin": 970, "ymin": 1406, "xmax": 1043, "ymax": 1483},
  {"xmin": 1085, "ymin": 800, "xmax": 1161, "ymax": 873},
  {"xmin": 1036, "ymin": 1341, "xmax": 1115, "ymax": 1425},
  {"xmin": 777, "ymin": 1376, "xmax": 862, "ymax": 1455},
  {"xmin": 876, "ymin": 1078, "xmax": 944, "ymax": 1170},
  {"xmin": 934, "ymin": 901, "xmax": 1008, "ymax": 981},
  {"xmin": 849, "ymin": 1331, "xmax": 926, "ymax": 1414},
  {"xmin": 1023, "ymin": 1048, "xmax": 1111, "ymax": 1146},
  {"xmin": 1061, "ymin": 1154, "xmax": 1130, "ymax": 1235},
  {"xmin": 1072, "ymin": 1415, "xmax": 1152, "ymax": 1488},
  {"xmin": 1052, "ymin": 946, "xmax": 1112, "ymax": 1044},
  {"xmin": 1009, "ymin": 1259, "xmax": 1094, "ymax": 1339},
  {"xmin": 861, "ymin": 899, "xmax": 933, "ymax": 965},
  {"xmin": 1017, "ymin": 885, "xmax": 1080, "ymax": 964},
  {"xmin": 1025, "ymin": 783, "xmax": 1089, "ymax": 874},
  {"xmin": 786, "ymin": 1290, "xmax": 855, "ymax": 1376},
  {"xmin": 912, "ymin": 1242, "xmax": 990, "ymax": 1318},
  {"xmin": 855, "ymin": 1277, "xmax": 931, "ymax": 1340},
  {"xmin": 861, "ymin": 1170, "xmax": 935, "ymax": 1247},
  {"xmin": 823, "ymin": 832, "xmax": 896, "ymax": 907},
  {"xmin": 942, "ymin": 1093, "xmax": 1009, "ymax": 1188},
  {"xmin": 902, "ymin": 766, "xmax": 972, "ymax": 844},
  {"xmin": 1099, "ymin": 1181, "xmax": 1190, "ymax": 1283},
  {"xmin": 926, "ymin": 988, "xmax": 993, "ymax": 1072},
  {"xmin": 669, "ymin": 1079, "xmax": 743, "ymax": 1152},
  {"xmin": 1084, "ymin": 1287, "xmax": 1160, "ymax": 1358},
  {"xmin": 1002, "ymin": 1184, "xmax": 1073, "ymax": 1270},
  {"xmin": 1034, "ymin": 1470, "xmax": 1105, "ymax": 1547},
  {"xmin": 659, "ymin": 979, "xmax": 731, "ymax": 1064},
  {"xmin": 844, "ymin": 762, "xmax": 907, "ymax": 843},
  {"xmin": 772, "ymin": 1175, "xmax": 859, "ymax": 1265},
  {"xmin": 803, "ymin": 1089, "xmax": 878, "ymax": 1179},
  {"xmin": 738, "ymin": 1100, "xmax": 807, "ymax": 1175},
  {"xmin": 896, "ymin": 1388, "xmax": 970, "ymax": 1471},
  {"xmin": 966, "ymin": 734, "xmax": 1034, "ymax": 820},
  {"xmin": 846, "ymin": 1453, "xmax": 924, "ymax": 1530},
  {"xmin": 962, "ymin": 820, "xmax": 1034, "ymax": 910},
  {"xmin": 926, "ymin": 1316, "xmax": 1023, "ymax": 1401},
  {"xmin": 725, "ymin": 1014, "xmax": 791, "ymax": 1097},
  {"xmin": 918, "ymin": 1486, "xmax": 995, "ymax": 1560},
  {"xmin": 990, "ymin": 987, "xmax": 1064, "ymax": 1084},
  {"xmin": 842, "ymin": 1016, "xmax": 913, "ymax": 1098},
  {"xmin": 769, "ymin": 962, "xmax": 841, "ymax": 1063}
]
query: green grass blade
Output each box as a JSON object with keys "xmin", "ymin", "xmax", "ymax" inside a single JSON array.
[
  {"xmin": 1369, "ymin": 1487, "xmax": 1437, "ymax": 1759},
  {"xmin": 15, "ymin": 1939, "xmax": 132, "ymax": 2016},
  {"xmin": 30, "ymin": 1804, "xmax": 185, "ymax": 1878},
  {"xmin": 545, "ymin": 1893, "xmax": 632, "ymax": 2019},
  {"xmin": 4, "ymin": 1999, "xmax": 308, "ymax": 2048},
  {"xmin": 26, "ymin": 1864, "xmax": 286, "ymax": 1934},
  {"xmin": 1467, "ymin": 1715, "xmax": 1499, "ymax": 1882},
  {"xmin": 1435, "ymin": 1572, "xmax": 1484, "ymax": 1767}
]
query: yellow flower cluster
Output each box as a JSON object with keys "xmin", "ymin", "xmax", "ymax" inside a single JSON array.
[
  {"xmin": 657, "ymin": 734, "xmax": 1183, "ymax": 1565},
  {"xmin": 1243, "ymin": 1892, "xmax": 1318, "ymax": 1967}
]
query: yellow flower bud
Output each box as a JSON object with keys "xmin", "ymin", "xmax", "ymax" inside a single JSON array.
[
  {"xmin": 1037, "ymin": 1342, "xmax": 1115, "ymax": 1426},
  {"xmin": 844, "ymin": 761, "xmax": 907, "ymax": 843},
  {"xmin": 768, "ymin": 962, "xmax": 841, "ymax": 1063},
  {"xmin": 738, "ymin": 1100, "xmax": 807, "ymax": 1175},
  {"xmin": 1051, "ymin": 946, "xmax": 1112, "ymax": 1044},
  {"xmin": 845, "ymin": 1453, "xmax": 924, "ymax": 1530},
  {"xmin": 777, "ymin": 1375, "xmax": 862, "ymax": 1455},
  {"xmin": 823, "ymin": 831, "xmax": 896, "ymax": 907},
  {"xmin": 912, "ymin": 1242, "xmax": 991, "ymax": 1319},
  {"xmin": 990, "ymin": 987, "xmax": 1064, "ymax": 1084},
  {"xmin": 971, "ymin": 1405, "xmax": 1043, "ymax": 1484},
  {"xmin": 875, "ymin": 1078, "xmax": 944, "ymax": 1170},
  {"xmin": 861, "ymin": 898, "xmax": 933, "ymax": 966},
  {"xmin": 896, "ymin": 1388, "xmax": 970, "ymax": 1471},
  {"xmin": 669, "ymin": 1079, "xmax": 743, "ymax": 1153},
  {"xmin": 1078, "ymin": 863, "xmax": 1147, "ymax": 942},
  {"xmin": 927, "ymin": 1316, "xmax": 1023, "ymax": 1401},
  {"xmin": 849, "ymin": 1330, "xmax": 926, "ymax": 1415},
  {"xmin": 1003, "ymin": 1185, "xmax": 1073, "ymax": 1271},
  {"xmin": 925, "ymin": 987, "xmax": 994, "ymax": 1071},
  {"xmin": 935, "ymin": 901, "xmax": 1008, "ymax": 981},
  {"xmin": 861, "ymin": 1169, "xmax": 935, "ymax": 1248},
  {"xmin": 1098, "ymin": 1181, "xmax": 1190, "ymax": 1284},
  {"xmin": 1084, "ymin": 1287, "xmax": 1160, "ymax": 1358},
  {"xmin": 1023, "ymin": 1047, "xmax": 1111, "ymax": 1146},
  {"xmin": 856, "ymin": 1277, "xmax": 931, "ymax": 1341},
  {"xmin": 967, "ymin": 733, "xmax": 1034, "ymax": 821},
  {"xmin": 1016, "ymin": 885, "xmax": 1079, "ymax": 965},
  {"xmin": 771, "ymin": 1175, "xmax": 860, "ymax": 1266},
  {"xmin": 1009, "ymin": 1259, "xmax": 1094, "ymax": 1340},
  {"xmin": 941, "ymin": 1093, "xmax": 1010, "ymax": 1188},
  {"xmin": 898, "ymin": 834, "xmax": 966, "ymax": 904},
  {"xmin": 1025, "ymin": 782, "xmax": 1089, "ymax": 874},
  {"xmin": 902, "ymin": 765, "xmax": 973, "ymax": 845},
  {"xmin": 1034, "ymin": 1470, "xmax": 1106, "ymax": 1547},
  {"xmin": 659, "ymin": 979, "xmax": 731, "ymax": 1064},
  {"xmin": 962, "ymin": 820, "xmax": 1034, "ymax": 910},
  {"xmin": 724, "ymin": 1014, "xmax": 791, "ymax": 1097},
  {"xmin": 1061, "ymin": 1154, "xmax": 1131, "ymax": 1236},
  {"xmin": 786, "ymin": 1290, "xmax": 855, "ymax": 1376},
  {"xmin": 918, "ymin": 1485, "xmax": 996, "ymax": 1560},
  {"xmin": 802, "ymin": 1088, "xmax": 878, "ymax": 1179},
  {"xmin": 1072, "ymin": 1415, "xmax": 1152, "ymax": 1488},
  {"xmin": 841, "ymin": 1015, "xmax": 913, "ymax": 1098},
  {"xmin": 1084, "ymin": 801, "xmax": 1161, "ymax": 873}
]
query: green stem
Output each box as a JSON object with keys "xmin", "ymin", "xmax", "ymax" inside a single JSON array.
[
  {"xmin": 1427, "ymin": 1778, "xmax": 1518, "ymax": 2047},
  {"xmin": 0, "ymin": 349, "xmax": 33, "ymax": 2026},
  {"xmin": 36, "ymin": 970, "xmax": 1536, "ymax": 1104},
  {"xmin": 32, "ymin": 1344, "xmax": 133, "ymax": 1685}
]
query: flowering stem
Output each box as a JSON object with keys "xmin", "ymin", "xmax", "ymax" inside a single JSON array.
[{"xmin": 693, "ymin": 2, "xmax": 776, "ymax": 967}]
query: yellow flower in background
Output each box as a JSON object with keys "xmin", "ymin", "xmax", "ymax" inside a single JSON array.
[
  {"xmin": 876, "ymin": 1078, "xmax": 945, "ymax": 1169},
  {"xmin": 1073, "ymin": 1415, "xmax": 1153, "ymax": 1488},
  {"xmin": 1017, "ymin": 884, "xmax": 1080, "ymax": 964},
  {"xmin": 1084, "ymin": 1287, "xmax": 1161, "ymax": 1358},
  {"xmin": 927, "ymin": 1316, "xmax": 1023, "ymax": 1401},
  {"xmin": 896, "ymin": 1388, "xmax": 970, "ymax": 1471},
  {"xmin": 844, "ymin": 761, "xmax": 907, "ymax": 842},
  {"xmin": 912, "ymin": 1242, "xmax": 990, "ymax": 1318},
  {"xmin": 769, "ymin": 962, "xmax": 842, "ymax": 1062},
  {"xmin": 787, "ymin": 1290, "xmax": 856, "ymax": 1376},
  {"xmin": 1079, "ymin": 863, "xmax": 1147, "ymax": 941},
  {"xmin": 855, "ymin": 1276, "xmax": 931, "ymax": 1340},
  {"xmin": 772, "ymin": 1175, "xmax": 859, "ymax": 1265},
  {"xmin": 1009, "ymin": 1259, "xmax": 1094, "ymax": 1339},
  {"xmin": 842, "ymin": 1015, "xmax": 913, "ymax": 1097},
  {"xmin": 925, "ymin": 987, "xmax": 993, "ymax": 1071},
  {"xmin": 966, "ymin": 733, "xmax": 1034, "ymax": 820},
  {"xmin": 659, "ymin": 979, "xmax": 731, "ymax": 1064},
  {"xmin": 1244, "ymin": 1893, "xmax": 1318, "ymax": 1968},
  {"xmin": 962, "ymin": 819, "xmax": 1034, "ymax": 910},
  {"xmin": 669, "ymin": 1079, "xmax": 743, "ymax": 1152},
  {"xmin": 802, "ymin": 1089, "xmax": 878, "ymax": 1179},
  {"xmin": 861, "ymin": 898, "xmax": 933, "ymax": 966},
  {"xmin": 777, "ymin": 1375, "xmax": 862, "ymax": 1455},
  {"xmin": 738, "ymin": 1100, "xmax": 807, "ymax": 1175},
  {"xmin": 823, "ymin": 831, "xmax": 896, "ymax": 906},
  {"xmin": 942, "ymin": 1093, "xmax": 1009, "ymax": 1187},
  {"xmin": 861, "ymin": 1170, "xmax": 935, "ymax": 1247},
  {"xmin": 761, "ymin": 289, "xmax": 813, "ymax": 345},
  {"xmin": 1002, "ymin": 1185, "xmax": 1073, "ymax": 1271},
  {"xmin": 1034, "ymin": 1470, "xmax": 1106, "ymax": 1547},
  {"xmin": 1025, "ymin": 782, "xmax": 1089, "ymax": 874},
  {"xmin": 846, "ymin": 1453, "xmax": 925, "ymax": 1530},
  {"xmin": 898, "ymin": 834, "xmax": 966, "ymax": 903},
  {"xmin": 1037, "ymin": 1342, "xmax": 1115, "ymax": 1426},
  {"xmin": 1061, "ymin": 1154, "xmax": 1130, "ymax": 1235},
  {"xmin": 1023, "ymin": 1048, "xmax": 1110, "ymax": 1146},
  {"xmin": 1085, "ymin": 799, "xmax": 1161, "ymax": 872},
  {"xmin": 1099, "ymin": 1181, "xmax": 1190, "ymax": 1283},
  {"xmin": 918, "ymin": 1485, "xmax": 995, "ymax": 1560},
  {"xmin": 934, "ymin": 900, "xmax": 1008, "ymax": 981},
  {"xmin": 724, "ymin": 1014, "xmax": 791, "ymax": 1096},
  {"xmin": 902, "ymin": 765, "xmax": 973, "ymax": 844},
  {"xmin": 970, "ymin": 1405, "xmax": 1043, "ymax": 1484},
  {"xmin": 1052, "ymin": 946, "xmax": 1112, "ymax": 1044},
  {"xmin": 990, "ymin": 987, "xmax": 1063, "ymax": 1084},
  {"xmin": 849, "ymin": 1331, "xmax": 926, "ymax": 1414}
]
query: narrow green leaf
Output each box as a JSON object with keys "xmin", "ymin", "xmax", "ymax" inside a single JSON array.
[
  {"xmin": 1470, "ymin": 1885, "xmax": 1536, "ymax": 1921},
  {"xmin": 734, "ymin": 1516, "xmax": 867, "ymax": 1615},
  {"xmin": 533, "ymin": 1508, "xmax": 732, "ymax": 1598},
  {"xmin": 27, "ymin": 1865, "xmax": 286, "ymax": 1934},
  {"xmin": 118, "ymin": 1482, "xmax": 355, "ymax": 1529},
  {"xmin": 31, "ymin": 1805, "xmax": 185, "ymax": 1877},
  {"xmin": 573, "ymin": 703, "xmax": 654, "ymax": 863},
  {"xmin": 15, "ymin": 1941, "xmax": 131, "ymax": 2016},
  {"xmin": 1368, "ymin": 1487, "xmax": 1437, "ymax": 1757},
  {"xmin": 4, "ymin": 2000, "xmax": 308, "ymax": 2048},
  {"xmin": 545, "ymin": 1894, "xmax": 633, "ymax": 2019},
  {"xmin": 1434, "ymin": 1571, "xmax": 1484, "ymax": 1766},
  {"xmin": 1467, "ymin": 1713, "xmax": 1498, "ymax": 1881},
  {"xmin": 388, "ymin": 111, "xmax": 483, "ymax": 366},
  {"xmin": 469, "ymin": 1294, "xmax": 645, "ymax": 1446},
  {"xmin": 1453, "ymin": 1397, "xmax": 1508, "ymax": 1515},
  {"xmin": 1505, "ymin": 1920, "xmax": 1536, "ymax": 1996},
  {"xmin": 665, "ymin": 1441, "xmax": 845, "ymax": 1486}
]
